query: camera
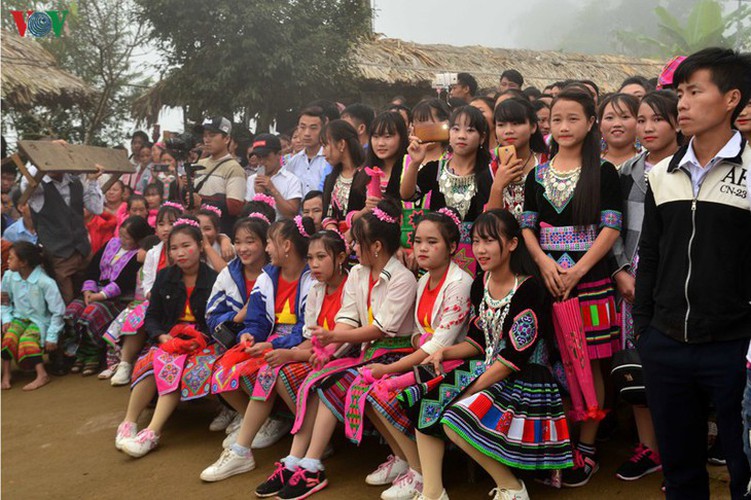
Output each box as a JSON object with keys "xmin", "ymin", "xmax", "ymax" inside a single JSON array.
[{"xmin": 165, "ymin": 132, "xmax": 197, "ymax": 162}]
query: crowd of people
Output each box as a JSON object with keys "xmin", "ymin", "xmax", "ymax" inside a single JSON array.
[{"xmin": 1, "ymin": 46, "xmax": 751, "ymax": 500}]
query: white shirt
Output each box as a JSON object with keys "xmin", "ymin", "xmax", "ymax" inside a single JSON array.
[
  {"xmin": 21, "ymin": 165, "xmax": 103, "ymax": 215},
  {"xmin": 284, "ymin": 147, "xmax": 332, "ymax": 195},
  {"xmin": 679, "ymin": 131, "xmax": 742, "ymax": 197},
  {"xmin": 245, "ymin": 168, "xmax": 303, "ymax": 220}
]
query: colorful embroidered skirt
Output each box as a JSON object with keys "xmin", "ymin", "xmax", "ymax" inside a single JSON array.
[
  {"xmin": 131, "ymin": 344, "xmax": 223, "ymax": 401},
  {"xmin": 366, "ymin": 380, "xmax": 414, "ymax": 435},
  {"xmin": 102, "ymin": 300, "xmax": 145, "ymax": 349},
  {"xmin": 1, "ymin": 319, "xmax": 42, "ymax": 369},
  {"xmin": 64, "ymin": 299, "xmax": 123, "ymax": 358},
  {"xmin": 575, "ymin": 277, "xmax": 620, "ymax": 359},
  {"xmin": 400, "ymin": 358, "xmax": 486, "ymax": 436},
  {"xmin": 453, "ymin": 222, "xmax": 477, "ymax": 276},
  {"xmin": 279, "ymin": 362, "xmax": 313, "ymax": 405},
  {"xmin": 441, "ymin": 364, "xmax": 573, "ymax": 471}
]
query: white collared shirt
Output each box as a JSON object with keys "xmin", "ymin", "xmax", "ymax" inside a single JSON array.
[
  {"xmin": 245, "ymin": 168, "xmax": 303, "ymax": 220},
  {"xmin": 284, "ymin": 147, "xmax": 332, "ymax": 195},
  {"xmin": 679, "ymin": 131, "xmax": 742, "ymax": 197}
]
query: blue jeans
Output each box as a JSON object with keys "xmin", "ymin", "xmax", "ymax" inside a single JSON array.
[{"xmin": 639, "ymin": 327, "xmax": 750, "ymax": 499}]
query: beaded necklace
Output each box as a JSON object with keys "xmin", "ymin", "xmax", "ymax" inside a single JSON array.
[
  {"xmin": 478, "ymin": 274, "xmax": 519, "ymax": 365},
  {"xmin": 544, "ymin": 157, "xmax": 581, "ymax": 212}
]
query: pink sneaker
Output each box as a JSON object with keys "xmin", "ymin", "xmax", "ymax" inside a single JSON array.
[
  {"xmin": 115, "ymin": 421, "xmax": 137, "ymax": 451},
  {"xmin": 121, "ymin": 428, "xmax": 159, "ymax": 458}
]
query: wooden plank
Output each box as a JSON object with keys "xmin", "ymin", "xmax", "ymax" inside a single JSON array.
[
  {"xmin": 100, "ymin": 173, "xmax": 122, "ymax": 194},
  {"xmin": 17, "ymin": 169, "xmax": 45, "ymax": 207},
  {"xmin": 17, "ymin": 140, "xmax": 135, "ymax": 174}
]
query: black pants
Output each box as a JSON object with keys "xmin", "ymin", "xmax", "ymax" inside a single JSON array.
[{"xmin": 639, "ymin": 326, "xmax": 750, "ymax": 499}]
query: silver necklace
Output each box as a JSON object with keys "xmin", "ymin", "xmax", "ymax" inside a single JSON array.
[{"xmin": 478, "ymin": 275, "xmax": 519, "ymax": 365}]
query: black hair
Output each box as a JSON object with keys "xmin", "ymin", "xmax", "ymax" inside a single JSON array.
[
  {"xmin": 495, "ymin": 88, "xmax": 527, "ymax": 105},
  {"xmin": 531, "ymin": 100, "xmax": 550, "ymax": 112},
  {"xmin": 500, "ymin": 69, "xmax": 524, "ymax": 87},
  {"xmin": 449, "ymin": 106, "xmax": 491, "ymax": 167},
  {"xmin": 10, "ymin": 241, "xmax": 54, "ymax": 277},
  {"xmin": 156, "ymin": 204, "xmax": 182, "ymax": 225},
  {"xmin": 523, "ymin": 87, "xmax": 542, "ymax": 100},
  {"xmin": 131, "ymin": 131, "xmax": 149, "ymax": 143},
  {"xmin": 303, "ymin": 190, "xmax": 324, "ymax": 205},
  {"xmin": 351, "ymin": 197, "xmax": 402, "ymax": 257},
  {"xmin": 241, "ymin": 200, "xmax": 277, "ymax": 224},
  {"xmin": 107, "ymin": 179, "xmax": 125, "ymax": 192},
  {"xmin": 494, "ymin": 98, "xmax": 549, "ymax": 155},
  {"xmin": 471, "ymin": 209, "xmax": 539, "ymax": 279},
  {"xmin": 579, "ymin": 79, "xmax": 600, "ymax": 99},
  {"xmin": 412, "ymin": 98, "xmax": 451, "ymax": 124},
  {"xmin": 598, "ymin": 93, "xmax": 640, "ymax": 123},
  {"xmin": 140, "ymin": 234, "xmax": 161, "ymax": 252},
  {"xmin": 457, "ymin": 72, "xmax": 478, "ymax": 96},
  {"xmin": 387, "ymin": 104, "xmax": 413, "ymax": 124},
  {"xmin": 306, "ymin": 100, "xmax": 341, "ymax": 123},
  {"xmin": 640, "ymin": 90, "xmax": 683, "ymax": 144},
  {"xmin": 365, "ymin": 111, "xmax": 409, "ymax": 169},
  {"xmin": 140, "ymin": 142, "xmax": 153, "ymax": 151},
  {"xmin": 233, "ymin": 216, "xmax": 271, "ymax": 256},
  {"xmin": 144, "ymin": 182, "xmax": 162, "ymax": 197},
  {"xmin": 564, "ymin": 82, "xmax": 596, "ymax": 100},
  {"xmin": 269, "ymin": 216, "xmax": 316, "ymax": 260},
  {"xmin": 120, "ymin": 215, "xmax": 155, "ymax": 245},
  {"xmin": 673, "ymin": 47, "xmax": 751, "ymax": 122},
  {"xmin": 391, "ymin": 95, "xmax": 407, "ymax": 106},
  {"xmin": 308, "ymin": 229, "xmax": 348, "ymax": 274},
  {"xmin": 619, "ymin": 75, "xmax": 654, "ymax": 94},
  {"xmin": 470, "ymin": 96, "xmax": 496, "ymax": 114},
  {"xmin": 127, "ymin": 194, "xmax": 147, "ymax": 211},
  {"xmin": 323, "ymin": 119, "xmax": 366, "ymax": 172},
  {"xmin": 416, "ymin": 207, "xmax": 461, "ymax": 256},
  {"xmin": 298, "ymin": 106, "xmax": 326, "ymax": 126},
  {"xmin": 341, "ymin": 103, "xmax": 376, "ymax": 133},
  {"xmin": 169, "ymin": 215, "xmax": 203, "ymax": 248},
  {"xmin": 549, "ymin": 88, "xmax": 602, "ymax": 227},
  {"xmin": 447, "ymin": 97, "xmax": 468, "ymax": 109},
  {"xmin": 196, "ymin": 207, "xmax": 220, "ymax": 232}
]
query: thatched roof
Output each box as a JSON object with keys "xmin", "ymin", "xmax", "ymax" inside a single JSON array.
[
  {"xmin": 1, "ymin": 29, "xmax": 94, "ymax": 108},
  {"xmin": 353, "ymin": 37, "xmax": 665, "ymax": 93}
]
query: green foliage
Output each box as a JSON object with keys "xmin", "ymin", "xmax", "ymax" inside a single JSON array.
[
  {"xmin": 135, "ymin": 0, "xmax": 371, "ymax": 130},
  {"xmin": 3, "ymin": 0, "xmax": 151, "ymax": 145},
  {"xmin": 616, "ymin": 0, "xmax": 750, "ymax": 58}
]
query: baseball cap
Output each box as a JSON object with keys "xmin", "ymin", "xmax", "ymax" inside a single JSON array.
[
  {"xmin": 251, "ymin": 134, "xmax": 282, "ymax": 157},
  {"xmin": 195, "ymin": 116, "xmax": 232, "ymax": 135}
]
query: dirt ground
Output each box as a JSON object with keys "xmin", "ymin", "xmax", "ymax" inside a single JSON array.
[{"xmin": 1, "ymin": 368, "xmax": 732, "ymax": 499}]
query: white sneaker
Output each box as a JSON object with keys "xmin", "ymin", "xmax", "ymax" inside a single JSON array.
[
  {"xmin": 110, "ymin": 361, "xmax": 133, "ymax": 386},
  {"xmin": 222, "ymin": 428, "xmax": 240, "ymax": 449},
  {"xmin": 380, "ymin": 469, "xmax": 423, "ymax": 500},
  {"xmin": 489, "ymin": 480, "xmax": 529, "ymax": 500},
  {"xmin": 415, "ymin": 490, "xmax": 449, "ymax": 500},
  {"xmin": 115, "ymin": 421, "xmax": 136, "ymax": 450},
  {"xmin": 366, "ymin": 455, "xmax": 409, "ymax": 486},
  {"xmin": 121, "ymin": 428, "xmax": 159, "ymax": 458},
  {"xmin": 99, "ymin": 364, "xmax": 117, "ymax": 380},
  {"xmin": 225, "ymin": 413, "xmax": 243, "ymax": 435},
  {"xmin": 209, "ymin": 407, "xmax": 236, "ymax": 432},
  {"xmin": 251, "ymin": 416, "xmax": 292, "ymax": 449},
  {"xmin": 200, "ymin": 447, "xmax": 256, "ymax": 482}
]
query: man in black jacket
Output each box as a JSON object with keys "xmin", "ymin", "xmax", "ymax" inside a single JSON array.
[{"xmin": 634, "ymin": 48, "xmax": 751, "ymax": 499}]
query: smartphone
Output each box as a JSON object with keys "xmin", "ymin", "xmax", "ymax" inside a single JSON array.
[
  {"xmin": 497, "ymin": 145, "xmax": 517, "ymax": 164},
  {"xmin": 256, "ymin": 165, "xmax": 266, "ymax": 177},
  {"xmin": 413, "ymin": 364, "xmax": 440, "ymax": 384},
  {"xmin": 414, "ymin": 122, "xmax": 450, "ymax": 143},
  {"xmin": 152, "ymin": 163, "xmax": 170, "ymax": 173}
]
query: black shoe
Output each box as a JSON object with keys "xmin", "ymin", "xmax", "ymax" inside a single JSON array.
[
  {"xmin": 255, "ymin": 461, "xmax": 295, "ymax": 498},
  {"xmin": 276, "ymin": 468, "xmax": 328, "ymax": 500},
  {"xmin": 707, "ymin": 439, "xmax": 726, "ymax": 466},
  {"xmin": 615, "ymin": 443, "xmax": 662, "ymax": 481},
  {"xmin": 562, "ymin": 450, "xmax": 599, "ymax": 488},
  {"xmin": 49, "ymin": 353, "xmax": 74, "ymax": 376}
]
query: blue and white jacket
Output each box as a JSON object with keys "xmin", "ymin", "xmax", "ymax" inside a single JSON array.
[
  {"xmin": 206, "ymin": 258, "xmax": 250, "ymax": 333},
  {"xmin": 240, "ymin": 264, "xmax": 314, "ymax": 349}
]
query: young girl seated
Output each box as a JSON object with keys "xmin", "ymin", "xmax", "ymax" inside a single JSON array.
[
  {"xmin": 208, "ymin": 215, "xmax": 316, "ymax": 445},
  {"xmin": 143, "ymin": 183, "xmax": 163, "ymax": 226},
  {"xmin": 413, "ymin": 210, "xmax": 573, "ymax": 500},
  {"xmin": 63, "ymin": 216, "xmax": 154, "ymax": 376},
  {"xmin": 200, "ymin": 228, "xmax": 348, "ymax": 482},
  {"xmin": 1, "ymin": 242, "xmax": 65, "ymax": 391},
  {"xmin": 104, "ymin": 203, "xmax": 183, "ymax": 385},
  {"xmin": 254, "ymin": 198, "xmax": 417, "ymax": 500},
  {"xmin": 116, "ymin": 216, "xmax": 219, "ymax": 458},
  {"xmin": 358, "ymin": 208, "xmax": 473, "ymax": 500},
  {"xmin": 197, "ymin": 205, "xmax": 235, "ymax": 271}
]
